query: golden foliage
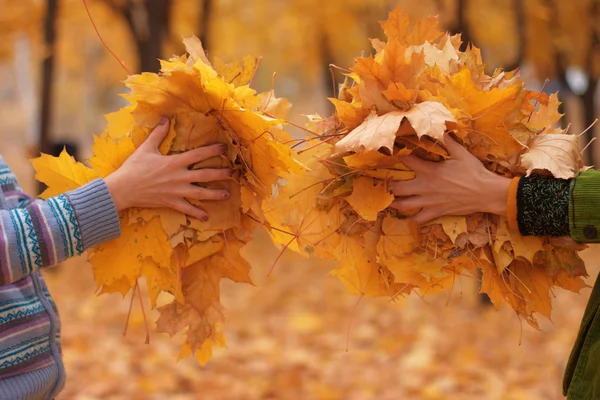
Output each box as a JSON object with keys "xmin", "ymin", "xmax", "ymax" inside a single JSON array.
[
  {"xmin": 265, "ymin": 8, "xmax": 588, "ymax": 328},
  {"xmin": 31, "ymin": 36, "xmax": 302, "ymax": 365}
]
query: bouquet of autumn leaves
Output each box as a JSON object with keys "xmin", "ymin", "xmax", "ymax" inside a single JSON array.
[
  {"xmin": 31, "ymin": 37, "xmax": 301, "ymax": 364},
  {"xmin": 264, "ymin": 8, "xmax": 588, "ymax": 329}
]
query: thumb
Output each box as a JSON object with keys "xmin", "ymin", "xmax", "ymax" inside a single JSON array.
[{"xmin": 141, "ymin": 117, "xmax": 170, "ymax": 151}]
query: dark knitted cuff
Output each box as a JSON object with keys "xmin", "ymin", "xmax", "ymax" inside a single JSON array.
[
  {"xmin": 65, "ymin": 179, "xmax": 121, "ymax": 249},
  {"xmin": 516, "ymin": 174, "xmax": 571, "ymax": 236}
]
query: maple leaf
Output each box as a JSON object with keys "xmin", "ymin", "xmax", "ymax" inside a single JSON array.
[
  {"xmin": 129, "ymin": 207, "xmax": 187, "ymax": 239},
  {"xmin": 553, "ymin": 270, "xmax": 588, "ymax": 293},
  {"xmin": 88, "ymin": 132, "xmax": 136, "ymax": 177},
  {"xmin": 31, "ymin": 149, "xmax": 99, "ymax": 199},
  {"xmin": 155, "ymin": 299, "xmax": 225, "ymax": 356},
  {"xmin": 143, "ymin": 258, "xmax": 180, "ymax": 309},
  {"xmin": 538, "ymin": 238, "xmax": 587, "ymax": 278},
  {"xmin": 495, "ymin": 217, "xmax": 544, "ymax": 263},
  {"xmin": 407, "ymin": 37, "xmax": 459, "ymax": 74},
  {"xmin": 379, "ymin": 8, "xmax": 410, "ymax": 42},
  {"xmin": 377, "ymin": 215, "xmax": 420, "ymax": 261},
  {"xmin": 329, "ymin": 98, "xmax": 371, "ymax": 131},
  {"xmin": 258, "ymin": 90, "xmax": 292, "ymax": 119},
  {"xmin": 345, "ymin": 177, "xmax": 395, "ymax": 221},
  {"xmin": 91, "ymin": 215, "xmax": 171, "ymax": 290},
  {"xmin": 331, "ymin": 234, "xmax": 404, "ymax": 298},
  {"xmin": 333, "ymin": 102, "xmax": 456, "ymax": 155},
  {"xmin": 352, "ymin": 40, "xmax": 425, "ymax": 113},
  {"xmin": 435, "ymin": 216, "xmax": 467, "ymax": 244},
  {"xmin": 509, "ymin": 261, "xmax": 553, "ymax": 324},
  {"xmin": 263, "ymin": 143, "xmax": 343, "ymax": 259},
  {"xmin": 182, "ymin": 36, "xmax": 211, "ymax": 66},
  {"xmin": 526, "ymin": 93, "xmax": 564, "ymax": 131},
  {"xmin": 178, "ymin": 331, "xmax": 227, "ymax": 367},
  {"xmin": 420, "ymin": 67, "xmax": 524, "ymax": 158},
  {"xmin": 479, "ymin": 259, "xmax": 511, "ymax": 310},
  {"xmin": 213, "ymin": 55, "xmax": 258, "ymax": 87},
  {"xmin": 381, "ymin": 82, "xmax": 416, "ymax": 108},
  {"xmin": 520, "ymin": 133, "xmax": 583, "ymax": 179}
]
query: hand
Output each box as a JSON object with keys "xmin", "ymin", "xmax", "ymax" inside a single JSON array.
[
  {"xmin": 388, "ymin": 134, "xmax": 511, "ymax": 224},
  {"xmin": 104, "ymin": 117, "xmax": 233, "ymax": 221}
]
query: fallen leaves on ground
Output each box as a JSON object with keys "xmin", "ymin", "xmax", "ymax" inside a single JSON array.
[{"xmin": 45, "ymin": 235, "xmax": 600, "ymax": 400}]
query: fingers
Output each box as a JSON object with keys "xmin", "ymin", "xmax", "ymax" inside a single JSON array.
[
  {"xmin": 141, "ymin": 117, "xmax": 171, "ymax": 151},
  {"xmin": 409, "ymin": 209, "xmax": 440, "ymax": 225},
  {"xmin": 175, "ymin": 143, "xmax": 228, "ymax": 166},
  {"xmin": 389, "ymin": 178, "xmax": 422, "ymax": 196},
  {"xmin": 390, "ymin": 198, "xmax": 441, "ymax": 224},
  {"xmin": 399, "ymin": 154, "xmax": 432, "ymax": 172},
  {"xmin": 188, "ymin": 168, "xmax": 234, "ymax": 183},
  {"xmin": 442, "ymin": 133, "xmax": 469, "ymax": 158},
  {"xmin": 170, "ymin": 185, "xmax": 232, "ymax": 221},
  {"xmin": 171, "ymin": 198, "xmax": 209, "ymax": 222},
  {"xmin": 389, "ymin": 196, "xmax": 426, "ymax": 214},
  {"xmin": 187, "ymin": 185, "xmax": 230, "ymax": 201}
]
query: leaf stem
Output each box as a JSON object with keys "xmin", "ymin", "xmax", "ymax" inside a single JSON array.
[
  {"xmin": 136, "ymin": 281, "xmax": 151, "ymax": 344},
  {"xmin": 82, "ymin": 0, "xmax": 132, "ymax": 75}
]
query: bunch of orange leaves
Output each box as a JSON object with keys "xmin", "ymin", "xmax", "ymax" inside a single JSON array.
[
  {"xmin": 31, "ymin": 35, "xmax": 303, "ymax": 365},
  {"xmin": 264, "ymin": 7, "xmax": 589, "ymax": 330}
]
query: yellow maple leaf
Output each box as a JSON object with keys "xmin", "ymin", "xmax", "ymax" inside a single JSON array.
[
  {"xmin": 345, "ymin": 177, "xmax": 395, "ymax": 221},
  {"xmin": 91, "ymin": 216, "xmax": 171, "ymax": 289},
  {"xmin": 331, "ymin": 235, "xmax": 401, "ymax": 298},
  {"xmin": 31, "ymin": 149, "xmax": 99, "ymax": 199},
  {"xmin": 435, "ymin": 216, "xmax": 467, "ymax": 244},
  {"xmin": 89, "ymin": 132, "xmax": 136, "ymax": 178},
  {"xmin": 377, "ymin": 215, "xmax": 420, "ymax": 261}
]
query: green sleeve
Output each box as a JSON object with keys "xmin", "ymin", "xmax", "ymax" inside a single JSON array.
[{"xmin": 569, "ymin": 169, "xmax": 600, "ymax": 243}]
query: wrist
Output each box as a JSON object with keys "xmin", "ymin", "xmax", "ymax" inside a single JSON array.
[
  {"xmin": 104, "ymin": 172, "xmax": 130, "ymax": 212},
  {"xmin": 479, "ymin": 172, "xmax": 511, "ymax": 216}
]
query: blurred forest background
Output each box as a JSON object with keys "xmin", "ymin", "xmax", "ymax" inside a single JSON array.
[{"xmin": 0, "ymin": 0, "xmax": 599, "ymax": 399}]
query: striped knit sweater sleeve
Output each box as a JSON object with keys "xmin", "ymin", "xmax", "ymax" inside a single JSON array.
[
  {"xmin": 0, "ymin": 156, "xmax": 122, "ymax": 400},
  {"xmin": 0, "ymin": 173, "xmax": 121, "ymax": 285}
]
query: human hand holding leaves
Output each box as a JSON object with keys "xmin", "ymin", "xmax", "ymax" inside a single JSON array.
[
  {"xmin": 389, "ymin": 135, "xmax": 512, "ymax": 224},
  {"xmin": 104, "ymin": 117, "xmax": 232, "ymax": 220}
]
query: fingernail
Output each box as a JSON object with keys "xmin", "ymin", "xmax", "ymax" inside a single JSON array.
[
  {"xmin": 219, "ymin": 144, "xmax": 228, "ymax": 152},
  {"xmin": 227, "ymin": 169, "xmax": 235, "ymax": 177},
  {"xmin": 200, "ymin": 215, "xmax": 209, "ymax": 221},
  {"xmin": 221, "ymin": 191, "xmax": 230, "ymax": 199},
  {"xmin": 159, "ymin": 117, "xmax": 168, "ymax": 125}
]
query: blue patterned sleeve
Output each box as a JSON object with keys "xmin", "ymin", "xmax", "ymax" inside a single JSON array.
[{"xmin": 0, "ymin": 179, "xmax": 121, "ymax": 285}]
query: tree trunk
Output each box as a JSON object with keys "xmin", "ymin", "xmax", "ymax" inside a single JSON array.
[
  {"xmin": 38, "ymin": 0, "xmax": 58, "ymax": 194},
  {"xmin": 319, "ymin": 29, "xmax": 335, "ymax": 115},
  {"xmin": 504, "ymin": 0, "xmax": 525, "ymax": 72},
  {"xmin": 580, "ymin": 79, "xmax": 598, "ymax": 165},
  {"xmin": 581, "ymin": 0, "xmax": 599, "ymax": 165},
  {"xmin": 200, "ymin": 0, "xmax": 213, "ymax": 52},
  {"xmin": 453, "ymin": 0, "xmax": 473, "ymax": 51},
  {"xmin": 123, "ymin": 0, "xmax": 172, "ymax": 73},
  {"xmin": 40, "ymin": 0, "xmax": 58, "ymax": 155}
]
